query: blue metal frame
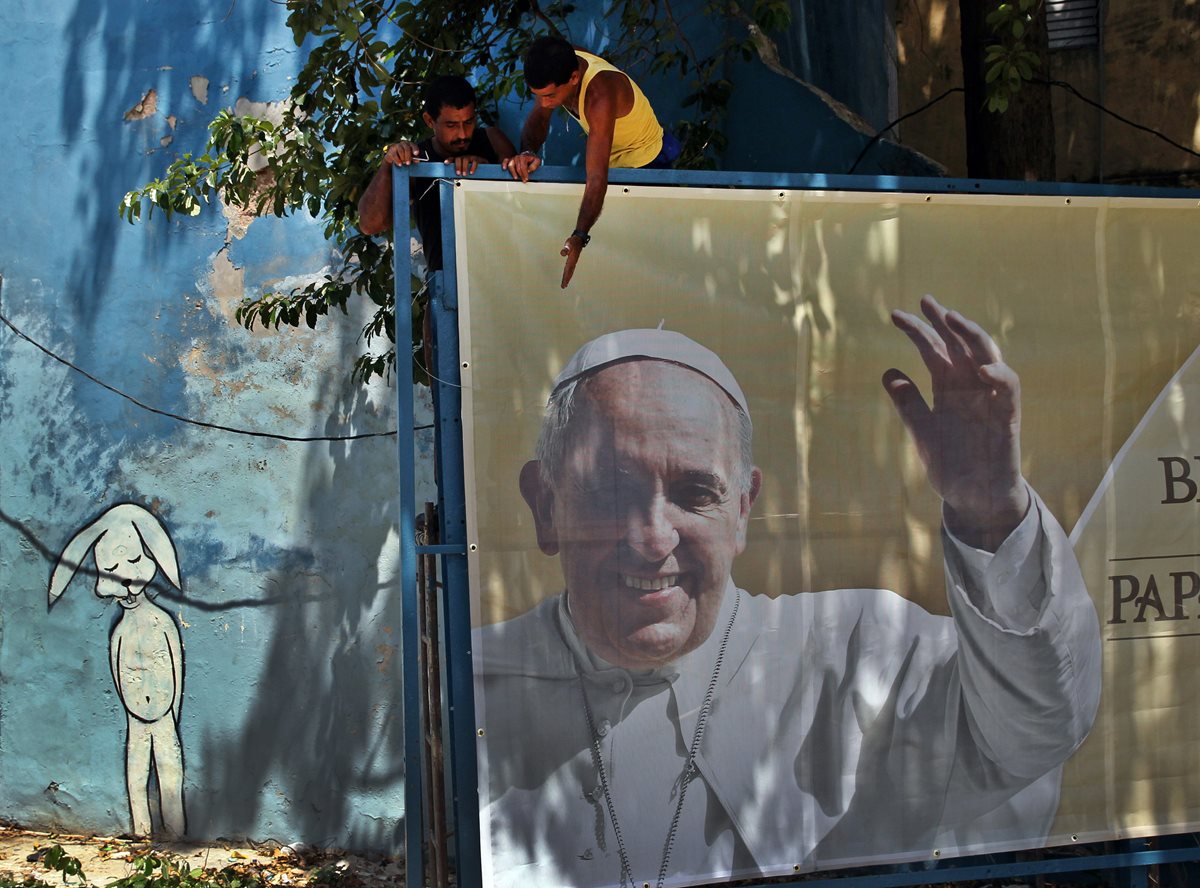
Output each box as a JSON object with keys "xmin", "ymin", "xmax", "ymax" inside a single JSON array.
[
  {"xmin": 431, "ymin": 173, "xmax": 484, "ymax": 888},
  {"xmin": 396, "ymin": 161, "xmax": 1200, "ymax": 887},
  {"xmin": 401, "ymin": 160, "xmax": 1200, "ymax": 197},
  {"xmin": 726, "ymin": 842, "xmax": 1198, "ymax": 887},
  {"xmin": 393, "ymin": 165, "xmax": 424, "ymax": 888},
  {"xmin": 396, "ymin": 165, "xmax": 479, "ymax": 888}
]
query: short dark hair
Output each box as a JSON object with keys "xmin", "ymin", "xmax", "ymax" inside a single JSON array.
[
  {"xmin": 423, "ymin": 75, "xmax": 476, "ymax": 119},
  {"xmin": 524, "ymin": 36, "xmax": 578, "ymax": 89}
]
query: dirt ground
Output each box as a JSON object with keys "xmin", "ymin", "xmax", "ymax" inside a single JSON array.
[
  {"xmin": 2, "ymin": 821, "xmax": 1169, "ymax": 888},
  {"xmin": 0, "ymin": 823, "xmax": 405, "ymax": 887}
]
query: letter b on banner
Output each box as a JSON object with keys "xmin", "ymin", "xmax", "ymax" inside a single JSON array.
[{"xmin": 1159, "ymin": 457, "xmax": 1200, "ymax": 503}]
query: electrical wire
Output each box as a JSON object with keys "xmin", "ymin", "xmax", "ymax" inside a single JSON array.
[
  {"xmin": 849, "ymin": 78, "xmax": 1200, "ymax": 175},
  {"xmin": 0, "ymin": 309, "xmax": 432, "ymax": 441},
  {"xmin": 848, "ymin": 87, "xmax": 964, "ymax": 174},
  {"xmin": 1036, "ymin": 78, "xmax": 1200, "ymax": 163}
]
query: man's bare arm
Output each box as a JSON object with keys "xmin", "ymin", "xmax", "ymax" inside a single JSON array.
[
  {"xmin": 358, "ymin": 162, "xmax": 394, "ymax": 235},
  {"xmin": 573, "ymin": 92, "xmax": 615, "ymax": 226},
  {"xmin": 486, "ymin": 126, "xmax": 517, "ymax": 163},
  {"xmin": 503, "ymin": 107, "xmax": 550, "ymax": 182},
  {"xmin": 357, "ymin": 141, "xmax": 422, "ymax": 235},
  {"xmin": 560, "ymin": 70, "xmax": 628, "ymax": 288},
  {"xmin": 521, "ymin": 104, "xmax": 552, "ymax": 154}
]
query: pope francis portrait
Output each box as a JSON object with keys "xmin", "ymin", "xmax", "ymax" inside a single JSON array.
[{"xmin": 474, "ymin": 296, "xmax": 1102, "ymax": 888}]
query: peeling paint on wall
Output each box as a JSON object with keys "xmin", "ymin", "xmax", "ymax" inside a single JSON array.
[
  {"xmin": 190, "ymin": 76, "xmax": 209, "ymax": 105},
  {"xmin": 233, "ymin": 98, "xmax": 287, "ymax": 174},
  {"xmin": 207, "ymin": 249, "xmax": 247, "ymax": 320},
  {"xmin": 182, "ymin": 343, "xmax": 255, "ymax": 397},
  {"xmin": 218, "ymin": 170, "xmax": 275, "ymax": 241},
  {"xmin": 123, "ymin": 89, "xmax": 158, "ymax": 122},
  {"xmin": 200, "ymin": 98, "xmax": 291, "ymax": 240},
  {"xmin": 233, "ymin": 97, "xmax": 285, "ymax": 126}
]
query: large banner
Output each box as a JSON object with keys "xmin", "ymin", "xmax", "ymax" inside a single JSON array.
[{"xmin": 453, "ymin": 180, "xmax": 1200, "ymax": 888}]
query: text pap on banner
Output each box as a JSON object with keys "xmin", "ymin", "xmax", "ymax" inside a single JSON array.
[{"xmin": 448, "ymin": 180, "xmax": 1200, "ymax": 888}]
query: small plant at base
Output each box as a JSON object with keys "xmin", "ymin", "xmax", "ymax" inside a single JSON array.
[
  {"xmin": 0, "ymin": 845, "xmax": 85, "ymax": 888},
  {"xmin": 0, "ymin": 876, "xmax": 56, "ymax": 888},
  {"xmin": 41, "ymin": 847, "xmax": 86, "ymax": 886},
  {"xmin": 107, "ymin": 853, "xmax": 271, "ymax": 888}
]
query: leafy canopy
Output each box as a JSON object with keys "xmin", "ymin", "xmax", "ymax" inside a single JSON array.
[{"xmin": 120, "ymin": 0, "xmax": 788, "ymax": 383}]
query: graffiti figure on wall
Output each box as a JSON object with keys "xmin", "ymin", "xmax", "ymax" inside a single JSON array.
[{"xmin": 48, "ymin": 503, "xmax": 186, "ymax": 838}]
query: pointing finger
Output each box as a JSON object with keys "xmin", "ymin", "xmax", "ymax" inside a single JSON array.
[{"xmin": 561, "ymin": 247, "xmax": 579, "ymax": 289}]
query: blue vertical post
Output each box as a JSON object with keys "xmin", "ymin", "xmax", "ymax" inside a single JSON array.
[
  {"xmin": 431, "ymin": 172, "xmax": 483, "ymax": 887},
  {"xmin": 394, "ymin": 163, "xmax": 425, "ymax": 888}
]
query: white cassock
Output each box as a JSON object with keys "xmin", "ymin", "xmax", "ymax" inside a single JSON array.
[{"xmin": 475, "ymin": 490, "xmax": 1102, "ymax": 888}]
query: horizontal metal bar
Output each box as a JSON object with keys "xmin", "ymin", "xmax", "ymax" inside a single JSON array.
[
  {"xmin": 406, "ymin": 161, "xmax": 1200, "ymax": 200},
  {"xmin": 1048, "ymin": 7, "xmax": 1098, "ymax": 18},
  {"xmin": 1049, "ymin": 24, "xmax": 1099, "ymax": 35},
  {"xmin": 416, "ymin": 544, "xmax": 468, "ymax": 555},
  {"xmin": 766, "ymin": 845, "xmax": 1200, "ymax": 888}
]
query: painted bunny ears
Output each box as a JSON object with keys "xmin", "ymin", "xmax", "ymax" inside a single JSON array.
[{"xmin": 48, "ymin": 503, "xmax": 181, "ymax": 607}]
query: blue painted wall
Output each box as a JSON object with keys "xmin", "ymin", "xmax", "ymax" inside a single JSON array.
[
  {"xmin": 0, "ymin": 1, "xmax": 434, "ymax": 850},
  {"xmin": 495, "ymin": 0, "xmax": 927, "ymax": 175},
  {"xmin": 0, "ymin": 0, "xmax": 907, "ymax": 853}
]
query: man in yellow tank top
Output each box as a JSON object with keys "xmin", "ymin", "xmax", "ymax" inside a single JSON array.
[{"xmin": 503, "ymin": 36, "xmax": 679, "ymax": 288}]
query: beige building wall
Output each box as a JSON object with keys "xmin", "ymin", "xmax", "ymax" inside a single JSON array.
[
  {"xmin": 894, "ymin": 0, "xmax": 1200, "ymax": 184},
  {"xmin": 895, "ymin": 0, "xmax": 968, "ymax": 176},
  {"xmin": 1099, "ymin": 0, "xmax": 1200, "ymax": 183}
]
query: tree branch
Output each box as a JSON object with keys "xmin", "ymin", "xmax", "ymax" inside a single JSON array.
[{"xmin": 725, "ymin": 0, "xmax": 876, "ymax": 136}]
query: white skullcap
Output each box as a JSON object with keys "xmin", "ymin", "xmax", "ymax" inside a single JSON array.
[{"xmin": 551, "ymin": 328, "xmax": 750, "ymax": 420}]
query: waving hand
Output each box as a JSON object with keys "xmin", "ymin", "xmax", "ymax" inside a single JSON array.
[{"xmin": 883, "ymin": 295, "xmax": 1031, "ymax": 552}]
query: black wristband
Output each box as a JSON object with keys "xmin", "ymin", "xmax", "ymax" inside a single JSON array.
[{"xmin": 571, "ymin": 229, "xmax": 591, "ymax": 247}]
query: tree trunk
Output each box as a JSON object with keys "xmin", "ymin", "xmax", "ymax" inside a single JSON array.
[{"xmin": 960, "ymin": 1, "xmax": 1057, "ymax": 180}]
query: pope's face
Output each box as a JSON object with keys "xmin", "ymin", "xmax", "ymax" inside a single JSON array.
[{"xmin": 526, "ymin": 361, "xmax": 760, "ymax": 670}]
